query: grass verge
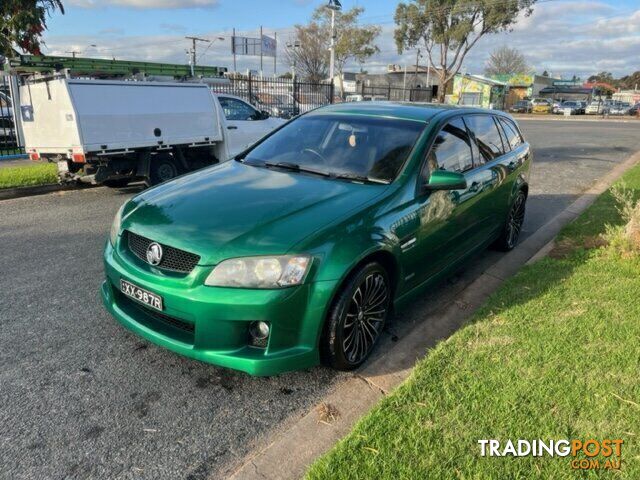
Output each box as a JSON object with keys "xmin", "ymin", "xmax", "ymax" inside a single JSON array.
[
  {"xmin": 307, "ymin": 165, "xmax": 640, "ymax": 479},
  {"xmin": 0, "ymin": 163, "xmax": 58, "ymax": 189}
]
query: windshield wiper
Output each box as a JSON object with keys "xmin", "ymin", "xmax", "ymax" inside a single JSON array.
[
  {"xmin": 264, "ymin": 161, "xmax": 330, "ymax": 178},
  {"xmin": 328, "ymin": 172, "xmax": 391, "ymax": 185},
  {"xmin": 262, "ymin": 161, "xmax": 390, "ymax": 185}
]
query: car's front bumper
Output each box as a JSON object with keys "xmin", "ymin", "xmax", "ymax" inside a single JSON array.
[{"xmin": 101, "ymin": 241, "xmax": 339, "ymax": 376}]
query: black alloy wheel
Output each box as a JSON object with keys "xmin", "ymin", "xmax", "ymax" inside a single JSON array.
[
  {"xmin": 495, "ymin": 190, "xmax": 527, "ymax": 251},
  {"xmin": 322, "ymin": 263, "xmax": 391, "ymax": 370}
]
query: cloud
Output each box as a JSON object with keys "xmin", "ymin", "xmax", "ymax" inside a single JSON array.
[
  {"xmin": 43, "ymin": 1, "xmax": 640, "ymax": 79},
  {"xmin": 67, "ymin": 0, "xmax": 218, "ymax": 9},
  {"xmin": 98, "ymin": 27, "xmax": 125, "ymax": 35},
  {"xmin": 367, "ymin": 1, "xmax": 640, "ymax": 79},
  {"xmin": 160, "ymin": 23, "xmax": 188, "ymax": 33}
]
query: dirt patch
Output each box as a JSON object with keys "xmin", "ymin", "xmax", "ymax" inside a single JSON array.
[
  {"xmin": 316, "ymin": 402, "xmax": 340, "ymax": 425},
  {"xmin": 583, "ymin": 235, "xmax": 609, "ymax": 249},
  {"xmin": 549, "ymin": 238, "xmax": 577, "ymax": 259}
]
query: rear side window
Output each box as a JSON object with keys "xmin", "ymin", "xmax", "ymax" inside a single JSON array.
[
  {"xmin": 465, "ymin": 115, "xmax": 505, "ymax": 162},
  {"xmin": 498, "ymin": 118, "xmax": 523, "ymax": 150},
  {"xmin": 423, "ymin": 118, "xmax": 473, "ymax": 176},
  {"xmin": 218, "ymin": 97, "xmax": 258, "ymax": 121}
]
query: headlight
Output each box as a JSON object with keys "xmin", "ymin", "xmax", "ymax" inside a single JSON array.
[
  {"xmin": 205, "ymin": 255, "xmax": 311, "ymax": 288},
  {"xmin": 109, "ymin": 204, "xmax": 125, "ymax": 246}
]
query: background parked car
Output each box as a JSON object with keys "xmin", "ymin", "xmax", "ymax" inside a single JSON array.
[
  {"xmin": 602, "ymin": 99, "xmax": 616, "ymax": 114},
  {"xmin": 551, "ymin": 100, "xmax": 564, "ymax": 114},
  {"xmin": 531, "ymin": 98, "xmax": 552, "ymax": 114},
  {"xmin": 254, "ymin": 92, "xmax": 296, "ymax": 119},
  {"xmin": 586, "ymin": 101, "xmax": 604, "ymax": 114},
  {"xmin": 510, "ymin": 100, "xmax": 532, "ymax": 113},
  {"xmin": 560, "ymin": 101, "xmax": 582, "ymax": 115},
  {"xmin": 608, "ymin": 102, "xmax": 631, "ymax": 116},
  {"xmin": 629, "ymin": 103, "xmax": 640, "ymax": 116}
]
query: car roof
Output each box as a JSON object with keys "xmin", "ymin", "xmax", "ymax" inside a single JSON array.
[{"xmin": 309, "ymin": 101, "xmax": 498, "ymax": 123}]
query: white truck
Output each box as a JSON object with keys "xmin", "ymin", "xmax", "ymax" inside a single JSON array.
[{"xmin": 19, "ymin": 78, "xmax": 284, "ymax": 187}]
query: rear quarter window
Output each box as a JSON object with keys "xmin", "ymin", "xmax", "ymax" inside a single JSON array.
[
  {"xmin": 464, "ymin": 114, "xmax": 505, "ymax": 162},
  {"xmin": 498, "ymin": 118, "xmax": 524, "ymax": 150}
]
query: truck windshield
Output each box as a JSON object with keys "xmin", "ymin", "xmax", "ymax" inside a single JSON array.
[{"xmin": 242, "ymin": 114, "xmax": 425, "ymax": 183}]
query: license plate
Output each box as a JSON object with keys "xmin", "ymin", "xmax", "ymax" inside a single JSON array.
[{"xmin": 120, "ymin": 279, "xmax": 163, "ymax": 311}]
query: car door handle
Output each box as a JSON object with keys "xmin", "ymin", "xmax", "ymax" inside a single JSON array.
[{"xmin": 227, "ymin": 126, "xmax": 238, "ymax": 130}]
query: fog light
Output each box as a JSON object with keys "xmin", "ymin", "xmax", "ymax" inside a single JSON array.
[{"xmin": 248, "ymin": 321, "xmax": 270, "ymax": 348}]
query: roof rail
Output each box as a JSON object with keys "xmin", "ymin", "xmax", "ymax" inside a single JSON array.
[{"xmin": 5, "ymin": 54, "xmax": 227, "ymax": 79}]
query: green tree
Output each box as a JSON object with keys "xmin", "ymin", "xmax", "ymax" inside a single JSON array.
[
  {"xmin": 484, "ymin": 46, "xmax": 529, "ymax": 76},
  {"xmin": 313, "ymin": 6, "xmax": 380, "ymax": 95},
  {"xmin": 588, "ymin": 71, "xmax": 615, "ymax": 85},
  {"xmin": 1, "ymin": 0, "xmax": 64, "ymax": 57},
  {"xmin": 395, "ymin": 0, "xmax": 537, "ymax": 102}
]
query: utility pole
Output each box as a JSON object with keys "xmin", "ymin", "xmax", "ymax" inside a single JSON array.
[
  {"xmin": 287, "ymin": 41, "xmax": 300, "ymax": 81},
  {"xmin": 66, "ymin": 51, "xmax": 80, "ymax": 58},
  {"xmin": 403, "ymin": 64, "xmax": 407, "ymax": 100},
  {"xmin": 327, "ymin": 0, "xmax": 342, "ymax": 82},
  {"xmin": 273, "ymin": 32, "xmax": 277, "ymax": 76},
  {"xmin": 259, "ymin": 26, "xmax": 263, "ymax": 77},
  {"xmin": 232, "ymin": 28, "xmax": 237, "ymax": 73},
  {"xmin": 185, "ymin": 36, "xmax": 210, "ymax": 77}
]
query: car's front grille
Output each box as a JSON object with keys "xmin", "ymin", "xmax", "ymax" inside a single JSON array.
[{"xmin": 126, "ymin": 230, "xmax": 200, "ymax": 273}]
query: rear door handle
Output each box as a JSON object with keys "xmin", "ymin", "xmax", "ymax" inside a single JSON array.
[{"xmin": 227, "ymin": 126, "xmax": 238, "ymax": 130}]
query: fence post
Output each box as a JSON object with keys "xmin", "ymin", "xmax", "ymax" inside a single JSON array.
[
  {"xmin": 248, "ymin": 72, "xmax": 253, "ymax": 103},
  {"xmin": 330, "ymin": 80, "xmax": 335, "ymax": 104},
  {"xmin": 293, "ymin": 76, "xmax": 299, "ymax": 116}
]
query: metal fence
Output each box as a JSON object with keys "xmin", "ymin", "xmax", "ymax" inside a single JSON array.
[
  {"xmin": 359, "ymin": 84, "xmax": 434, "ymax": 103},
  {"xmin": 0, "ymin": 74, "xmax": 23, "ymax": 158},
  {"xmin": 209, "ymin": 75, "xmax": 336, "ymax": 119},
  {"xmin": 208, "ymin": 75, "xmax": 435, "ymax": 119}
]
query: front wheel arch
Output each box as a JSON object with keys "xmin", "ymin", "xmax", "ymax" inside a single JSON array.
[
  {"xmin": 318, "ymin": 248, "xmax": 399, "ymax": 347},
  {"xmin": 319, "ymin": 261, "xmax": 393, "ymax": 370}
]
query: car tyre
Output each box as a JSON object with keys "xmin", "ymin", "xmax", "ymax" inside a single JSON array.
[
  {"xmin": 321, "ymin": 262, "xmax": 391, "ymax": 371},
  {"xmin": 149, "ymin": 155, "xmax": 179, "ymax": 186},
  {"xmin": 494, "ymin": 190, "xmax": 527, "ymax": 251}
]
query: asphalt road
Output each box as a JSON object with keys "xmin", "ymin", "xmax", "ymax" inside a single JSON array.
[{"xmin": 1, "ymin": 119, "xmax": 640, "ymax": 480}]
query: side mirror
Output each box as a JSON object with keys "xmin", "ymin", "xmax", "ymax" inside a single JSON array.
[
  {"xmin": 423, "ymin": 170, "xmax": 467, "ymax": 191},
  {"xmin": 260, "ymin": 110, "xmax": 270, "ymax": 119}
]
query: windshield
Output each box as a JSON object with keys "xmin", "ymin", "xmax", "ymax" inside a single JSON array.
[{"xmin": 243, "ymin": 114, "xmax": 425, "ymax": 183}]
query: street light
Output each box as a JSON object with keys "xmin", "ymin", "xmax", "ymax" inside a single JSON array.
[
  {"xmin": 286, "ymin": 40, "xmax": 301, "ymax": 80},
  {"xmin": 326, "ymin": 0, "xmax": 342, "ymax": 82}
]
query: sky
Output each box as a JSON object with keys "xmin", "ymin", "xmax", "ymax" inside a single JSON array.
[{"xmin": 39, "ymin": 0, "xmax": 640, "ymax": 80}]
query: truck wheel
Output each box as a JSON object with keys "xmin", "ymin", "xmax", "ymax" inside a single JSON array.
[
  {"xmin": 149, "ymin": 156, "xmax": 179, "ymax": 185},
  {"xmin": 103, "ymin": 179, "xmax": 130, "ymax": 188}
]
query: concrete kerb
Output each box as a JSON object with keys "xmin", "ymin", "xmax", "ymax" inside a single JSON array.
[
  {"xmin": 227, "ymin": 150, "xmax": 640, "ymax": 480},
  {"xmin": 0, "ymin": 183, "xmax": 99, "ymax": 201}
]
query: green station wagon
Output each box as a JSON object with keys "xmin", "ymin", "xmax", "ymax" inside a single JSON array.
[{"xmin": 102, "ymin": 103, "xmax": 532, "ymax": 376}]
